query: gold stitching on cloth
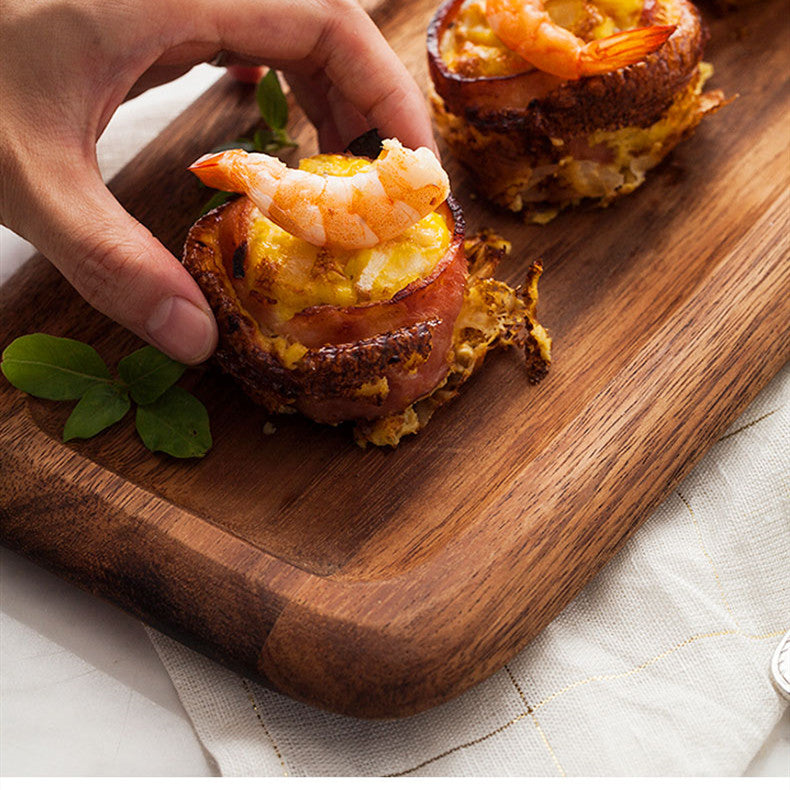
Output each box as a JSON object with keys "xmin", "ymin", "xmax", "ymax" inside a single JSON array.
[
  {"xmin": 388, "ymin": 628, "xmax": 784, "ymax": 776},
  {"xmin": 718, "ymin": 408, "xmax": 781, "ymax": 441},
  {"xmin": 385, "ymin": 712, "xmax": 533, "ymax": 776},
  {"xmin": 505, "ymin": 664, "xmax": 566, "ymax": 776},
  {"xmin": 529, "ymin": 629, "xmax": 783, "ymax": 712},
  {"xmin": 241, "ymin": 678, "xmax": 289, "ymax": 776},
  {"xmin": 677, "ymin": 490, "xmax": 743, "ymax": 629}
]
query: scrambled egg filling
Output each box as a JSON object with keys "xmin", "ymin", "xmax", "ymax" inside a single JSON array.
[
  {"xmin": 518, "ymin": 65, "xmax": 713, "ymax": 216},
  {"xmin": 441, "ymin": 0, "xmax": 644, "ymax": 77},
  {"xmin": 241, "ymin": 154, "xmax": 450, "ymax": 324}
]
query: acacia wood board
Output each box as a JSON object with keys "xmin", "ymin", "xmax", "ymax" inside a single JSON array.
[{"xmin": 1, "ymin": 0, "xmax": 788, "ymax": 718}]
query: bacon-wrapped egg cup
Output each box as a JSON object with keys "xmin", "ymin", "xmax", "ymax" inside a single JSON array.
[
  {"xmin": 183, "ymin": 142, "xmax": 551, "ymax": 446},
  {"xmin": 428, "ymin": 0, "xmax": 726, "ymax": 222}
]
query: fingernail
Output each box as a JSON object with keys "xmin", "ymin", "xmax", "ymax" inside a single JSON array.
[{"xmin": 145, "ymin": 296, "xmax": 216, "ymax": 364}]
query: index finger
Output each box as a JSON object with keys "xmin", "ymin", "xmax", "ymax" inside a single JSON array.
[{"xmin": 192, "ymin": 0, "xmax": 437, "ymax": 152}]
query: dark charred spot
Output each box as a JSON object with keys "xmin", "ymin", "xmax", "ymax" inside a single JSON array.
[
  {"xmin": 232, "ymin": 241, "xmax": 247, "ymax": 279},
  {"xmin": 346, "ymin": 129, "xmax": 385, "ymax": 159},
  {"xmin": 249, "ymin": 289, "xmax": 276, "ymax": 305}
]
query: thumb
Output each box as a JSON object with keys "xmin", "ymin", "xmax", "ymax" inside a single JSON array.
[{"xmin": 11, "ymin": 160, "xmax": 218, "ymax": 365}]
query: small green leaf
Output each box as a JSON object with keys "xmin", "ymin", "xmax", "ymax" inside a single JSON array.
[
  {"xmin": 135, "ymin": 386, "xmax": 212, "ymax": 458},
  {"xmin": 211, "ymin": 138, "xmax": 256, "ymax": 154},
  {"xmin": 200, "ymin": 190, "xmax": 237, "ymax": 216},
  {"xmin": 118, "ymin": 346, "xmax": 186, "ymax": 405},
  {"xmin": 1, "ymin": 333, "xmax": 111, "ymax": 400},
  {"xmin": 253, "ymin": 127, "xmax": 273, "ymax": 151},
  {"xmin": 63, "ymin": 382, "xmax": 130, "ymax": 441},
  {"xmin": 262, "ymin": 127, "xmax": 298, "ymax": 153},
  {"xmin": 274, "ymin": 128, "xmax": 298, "ymax": 147},
  {"xmin": 256, "ymin": 69, "xmax": 288, "ymax": 131}
]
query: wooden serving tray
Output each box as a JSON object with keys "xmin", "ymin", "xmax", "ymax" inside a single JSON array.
[{"xmin": 1, "ymin": 0, "xmax": 788, "ymax": 718}]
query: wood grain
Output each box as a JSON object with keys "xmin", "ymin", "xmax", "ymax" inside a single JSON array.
[{"xmin": 1, "ymin": 0, "xmax": 788, "ymax": 717}]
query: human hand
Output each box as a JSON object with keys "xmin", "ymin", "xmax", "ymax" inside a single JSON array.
[{"xmin": 0, "ymin": 0, "xmax": 435, "ymax": 363}]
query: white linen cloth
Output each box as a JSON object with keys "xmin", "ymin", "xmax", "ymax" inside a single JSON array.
[{"xmin": 3, "ymin": 60, "xmax": 787, "ymax": 777}]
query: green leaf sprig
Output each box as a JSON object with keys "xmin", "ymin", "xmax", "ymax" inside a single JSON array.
[
  {"xmin": 200, "ymin": 69, "xmax": 298, "ymax": 216},
  {"xmin": 254, "ymin": 70, "xmax": 298, "ymax": 152},
  {"xmin": 1, "ymin": 334, "xmax": 211, "ymax": 458}
]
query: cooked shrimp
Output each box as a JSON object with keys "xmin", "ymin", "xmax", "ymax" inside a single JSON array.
[
  {"xmin": 189, "ymin": 139, "xmax": 450, "ymax": 250},
  {"xmin": 484, "ymin": 0, "xmax": 676, "ymax": 80}
]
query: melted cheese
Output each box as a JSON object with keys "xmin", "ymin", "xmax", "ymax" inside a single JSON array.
[
  {"xmin": 441, "ymin": 0, "xmax": 644, "ymax": 77},
  {"xmin": 242, "ymin": 154, "xmax": 450, "ymax": 323}
]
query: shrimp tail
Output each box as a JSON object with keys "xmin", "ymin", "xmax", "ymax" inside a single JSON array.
[
  {"xmin": 189, "ymin": 151, "xmax": 248, "ymax": 192},
  {"xmin": 579, "ymin": 24, "xmax": 676, "ymax": 76}
]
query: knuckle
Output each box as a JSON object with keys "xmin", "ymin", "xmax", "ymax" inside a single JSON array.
[
  {"xmin": 71, "ymin": 231, "xmax": 145, "ymax": 311},
  {"xmin": 318, "ymin": 0, "xmax": 356, "ymax": 15},
  {"xmin": 313, "ymin": 0, "xmax": 363, "ymax": 50},
  {"xmin": 364, "ymin": 82, "xmax": 409, "ymax": 122}
]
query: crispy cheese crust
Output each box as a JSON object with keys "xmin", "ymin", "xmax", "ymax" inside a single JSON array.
[{"xmin": 354, "ymin": 232, "xmax": 552, "ymax": 446}]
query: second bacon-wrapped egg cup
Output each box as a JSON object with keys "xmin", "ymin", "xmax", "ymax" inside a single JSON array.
[
  {"xmin": 183, "ymin": 150, "xmax": 551, "ymax": 447},
  {"xmin": 428, "ymin": 0, "xmax": 726, "ymax": 222}
]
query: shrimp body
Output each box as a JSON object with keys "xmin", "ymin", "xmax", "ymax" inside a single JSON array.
[
  {"xmin": 189, "ymin": 140, "xmax": 450, "ymax": 250},
  {"xmin": 484, "ymin": 0, "xmax": 676, "ymax": 80}
]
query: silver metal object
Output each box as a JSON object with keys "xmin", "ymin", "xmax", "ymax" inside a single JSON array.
[{"xmin": 770, "ymin": 629, "xmax": 790, "ymax": 701}]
